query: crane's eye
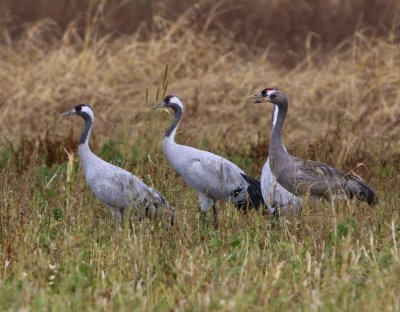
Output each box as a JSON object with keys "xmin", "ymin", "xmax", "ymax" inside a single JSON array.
[
  {"xmin": 270, "ymin": 94, "xmax": 277, "ymax": 99},
  {"xmin": 164, "ymin": 95, "xmax": 173, "ymax": 103}
]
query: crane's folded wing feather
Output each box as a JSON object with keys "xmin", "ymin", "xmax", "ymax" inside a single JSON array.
[
  {"xmin": 180, "ymin": 152, "xmax": 247, "ymax": 197},
  {"xmin": 278, "ymin": 158, "xmax": 376, "ymax": 205},
  {"xmin": 87, "ymin": 170, "xmax": 153, "ymax": 209},
  {"xmin": 279, "ymin": 159, "xmax": 348, "ymax": 198}
]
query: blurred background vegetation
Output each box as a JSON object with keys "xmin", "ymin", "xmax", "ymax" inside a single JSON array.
[{"xmin": 1, "ymin": 0, "xmax": 399, "ymax": 66}]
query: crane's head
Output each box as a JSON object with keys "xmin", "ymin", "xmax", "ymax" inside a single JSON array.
[
  {"xmin": 246, "ymin": 88, "xmax": 287, "ymax": 105},
  {"xmin": 151, "ymin": 95, "xmax": 183, "ymax": 110},
  {"xmin": 60, "ymin": 104, "xmax": 94, "ymax": 120}
]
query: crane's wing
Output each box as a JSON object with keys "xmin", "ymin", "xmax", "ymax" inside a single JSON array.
[
  {"xmin": 279, "ymin": 158, "xmax": 376, "ymax": 205},
  {"xmin": 343, "ymin": 173, "xmax": 377, "ymax": 205},
  {"xmin": 182, "ymin": 153, "xmax": 246, "ymax": 192},
  {"xmin": 87, "ymin": 170, "xmax": 149, "ymax": 209},
  {"xmin": 278, "ymin": 159, "xmax": 347, "ymax": 198},
  {"xmin": 166, "ymin": 144, "xmax": 252, "ymax": 204},
  {"xmin": 144, "ymin": 186, "xmax": 170, "ymax": 209}
]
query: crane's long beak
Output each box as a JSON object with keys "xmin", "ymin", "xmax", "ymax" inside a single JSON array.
[
  {"xmin": 150, "ymin": 101, "xmax": 165, "ymax": 110},
  {"xmin": 246, "ymin": 93, "xmax": 266, "ymax": 104},
  {"xmin": 59, "ymin": 108, "xmax": 77, "ymax": 117}
]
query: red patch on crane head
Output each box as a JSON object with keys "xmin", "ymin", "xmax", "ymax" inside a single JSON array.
[{"xmin": 261, "ymin": 87, "xmax": 276, "ymax": 96}]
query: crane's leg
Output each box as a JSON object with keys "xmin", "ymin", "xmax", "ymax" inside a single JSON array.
[
  {"xmin": 108, "ymin": 205, "xmax": 123, "ymax": 225},
  {"xmin": 199, "ymin": 193, "xmax": 212, "ymax": 228},
  {"xmin": 201, "ymin": 211, "xmax": 207, "ymax": 227},
  {"xmin": 212, "ymin": 202, "xmax": 218, "ymax": 229}
]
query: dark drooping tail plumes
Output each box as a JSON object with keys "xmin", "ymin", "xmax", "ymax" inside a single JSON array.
[
  {"xmin": 344, "ymin": 174, "xmax": 378, "ymax": 206},
  {"xmin": 240, "ymin": 174, "xmax": 264, "ymax": 210}
]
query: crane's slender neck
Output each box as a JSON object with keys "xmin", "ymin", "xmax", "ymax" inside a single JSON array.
[
  {"xmin": 164, "ymin": 104, "xmax": 183, "ymax": 141},
  {"xmin": 271, "ymin": 104, "xmax": 279, "ymax": 130},
  {"xmin": 78, "ymin": 114, "xmax": 96, "ymax": 176},
  {"xmin": 269, "ymin": 101, "xmax": 288, "ymax": 157},
  {"xmin": 79, "ymin": 115, "xmax": 93, "ymax": 146}
]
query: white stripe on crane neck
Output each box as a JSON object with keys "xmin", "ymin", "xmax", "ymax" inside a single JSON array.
[
  {"xmin": 271, "ymin": 104, "xmax": 287, "ymax": 153},
  {"xmin": 272, "ymin": 105, "xmax": 278, "ymax": 128}
]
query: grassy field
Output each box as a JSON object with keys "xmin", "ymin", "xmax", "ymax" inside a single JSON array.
[{"xmin": 0, "ymin": 0, "xmax": 400, "ymax": 310}]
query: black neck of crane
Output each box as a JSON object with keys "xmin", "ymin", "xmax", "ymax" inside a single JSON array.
[
  {"xmin": 165, "ymin": 104, "xmax": 182, "ymax": 138},
  {"xmin": 79, "ymin": 114, "xmax": 93, "ymax": 145}
]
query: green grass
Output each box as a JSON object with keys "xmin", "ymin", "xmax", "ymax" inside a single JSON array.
[{"xmin": 0, "ymin": 140, "xmax": 398, "ymax": 311}]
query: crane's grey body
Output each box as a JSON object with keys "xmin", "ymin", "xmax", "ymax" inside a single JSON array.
[
  {"xmin": 261, "ymin": 105, "xmax": 302, "ymax": 215},
  {"xmin": 79, "ymin": 144, "xmax": 168, "ymax": 222},
  {"xmin": 153, "ymin": 95, "xmax": 263, "ymax": 227},
  {"xmin": 61, "ymin": 104, "xmax": 173, "ymax": 224},
  {"xmin": 163, "ymin": 137, "xmax": 251, "ymax": 206},
  {"xmin": 249, "ymin": 89, "xmax": 377, "ymax": 206}
]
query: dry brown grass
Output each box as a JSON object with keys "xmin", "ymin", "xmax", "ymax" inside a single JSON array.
[
  {"xmin": 0, "ymin": 1, "xmax": 399, "ymax": 310},
  {"xmin": 2, "ymin": 0, "xmax": 399, "ymax": 64},
  {"xmin": 0, "ymin": 4, "xmax": 399, "ymax": 170}
]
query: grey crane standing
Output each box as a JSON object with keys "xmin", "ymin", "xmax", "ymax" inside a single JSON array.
[
  {"xmin": 247, "ymin": 88, "xmax": 377, "ymax": 205},
  {"xmin": 60, "ymin": 104, "xmax": 175, "ymax": 224},
  {"xmin": 260, "ymin": 105, "xmax": 302, "ymax": 215},
  {"xmin": 152, "ymin": 95, "xmax": 263, "ymax": 228}
]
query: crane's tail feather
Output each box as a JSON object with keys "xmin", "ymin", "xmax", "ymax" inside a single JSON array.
[
  {"xmin": 345, "ymin": 174, "xmax": 377, "ymax": 206},
  {"xmin": 241, "ymin": 174, "xmax": 264, "ymax": 210},
  {"xmin": 148, "ymin": 189, "xmax": 176, "ymax": 225}
]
